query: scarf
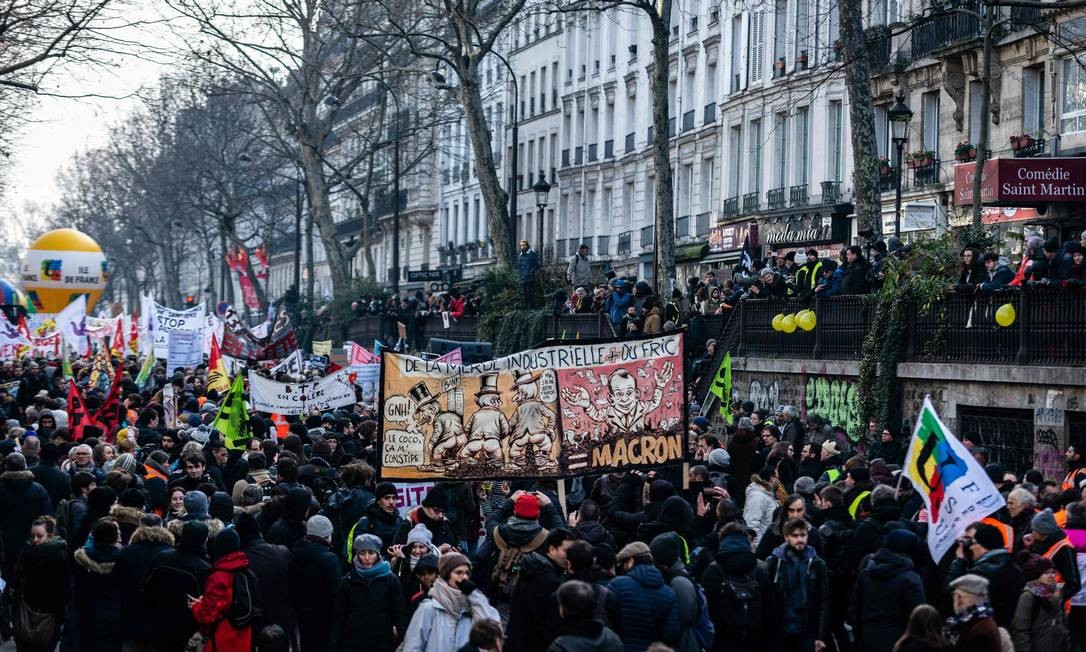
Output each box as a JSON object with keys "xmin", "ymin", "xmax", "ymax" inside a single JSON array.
[
  {"xmin": 944, "ymin": 602, "xmax": 994, "ymax": 643},
  {"xmin": 354, "ymin": 559, "xmax": 392, "ymax": 580},
  {"xmin": 428, "ymin": 577, "xmax": 468, "ymax": 617},
  {"xmin": 779, "ymin": 547, "xmax": 809, "ymax": 633},
  {"xmin": 1027, "ymin": 580, "xmax": 1058, "ymax": 600}
]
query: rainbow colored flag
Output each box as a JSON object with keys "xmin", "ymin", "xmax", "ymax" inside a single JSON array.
[{"xmin": 903, "ymin": 396, "xmax": 1004, "ymax": 560}]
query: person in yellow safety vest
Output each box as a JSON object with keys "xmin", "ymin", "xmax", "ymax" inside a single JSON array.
[
  {"xmin": 1063, "ymin": 445, "xmax": 1086, "ymax": 492},
  {"xmin": 817, "ymin": 441, "xmax": 844, "ymax": 484},
  {"xmin": 945, "ymin": 522, "xmax": 1025, "ymax": 628},
  {"xmin": 843, "ymin": 467, "xmax": 874, "ymax": 520},
  {"xmin": 1028, "ymin": 508, "xmax": 1082, "ymax": 614}
]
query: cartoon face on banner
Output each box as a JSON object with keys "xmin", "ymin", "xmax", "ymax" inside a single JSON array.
[
  {"xmin": 379, "ymin": 333, "xmax": 686, "ymax": 481},
  {"xmin": 20, "ymin": 229, "xmax": 108, "ymax": 313}
]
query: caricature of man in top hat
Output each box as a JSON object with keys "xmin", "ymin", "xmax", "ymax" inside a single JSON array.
[
  {"xmin": 410, "ymin": 381, "xmax": 464, "ymax": 469},
  {"xmin": 508, "ymin": 370, "xmax": 558, "ymax": 469},
  {"xmin": 460, "ymin": 372, "xmax": 509, "ymax": 464}
]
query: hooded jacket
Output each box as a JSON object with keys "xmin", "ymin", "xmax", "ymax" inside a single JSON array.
[
  {"xmin": 266, "ymin": 487, "xmax": 311, "ymax": 548},
  {"xmin": 290, "ymin": 536, "xmax": 343, "ymax": 652},
  {"xmin": 505, "ymin": 552, "xmax": 566, "ymax": 652},
  {"xmin": 113, "ymin": 526, "xmax": 175, "ymax": 643},
  {"xmin": 572, "ymin": 520, "xmax": 616, "ymax": 549},
  {"xmin": 15, "ymin": 537, "xmax": 69, "ymax": 614},
  {"xmin": 144, "ymin": 537, "xmax": 212, "ymax": 651},
  {"xmin": 637, "ymin": 495, "xmax": 695, "ymax": 544},
  {"xmin": 239, "ymin": 525, "xmax": 294, "ymax": 643},
  {"xmin": 192, "ymin": 551, "xmax": 252, "ymax": 652},
  {"xmin": 607, "ymin": 563, "xmax": 681, "ymax": 651},
  {"xmin": 701, "ymin": 534, "xmax": 767, "ymax": 652},
  {"xmin": 329, "ymin": 564, "xmax": 407, "ymax": 652},
  {"xmin": 743, "ymin": 479, "xmax": 777, "ymax": 546},
  {"xmin": 0, "ymin": 469, "xmax": 52, "ymax": 566},
  {"xmin": 848, "ymin": 547, "xmax": 925, "ymax": 652},
  {"xmin": 73, "ymin": 544, "xmax": 122, "ymax": 652}
]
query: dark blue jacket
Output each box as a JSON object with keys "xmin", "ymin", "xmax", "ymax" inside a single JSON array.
[
  {"xmin": 605, "ymin": 290, "xmax": 634, "ymax": 327},
  {"xmin": 518, "ymin": 249, "xmax": 541, "ymax": 281},
  {"xmin": 815, "ymin": 269, "xmax": 843, "ymax": 297},
  {"xmin": 848, "ymin": 548, "xmax": 925, "ymax": 652},
  {"xmin": 113, "ymin": 526, "xmax": 175, "ymax": 644},
  {"xmin": 0, "ymin": 470, "xmax": 52, "ymax": 567},
  {"xmin": 607, "ymin": 563, "xmax": 681, "ymax": 651},
  {"xmin": 979, "ymin": 263, "xmax": 1015, "ymax": 291}
]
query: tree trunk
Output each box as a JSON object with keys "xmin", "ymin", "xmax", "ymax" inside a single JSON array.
[
  {"xmin": 649, "ymin": 17, "xmax": 675, "ymax": 297},
  {"xmin": 299, "ymin": 141, "xmax": 352, "ymax": 295},
  {"xmin": 839, "ymin": 0, "xmax": 882, "ymax": 238},
  {"xmin": 971, "ymin": 2, "xmax": 994, "ymax": 227},
  {"xmin": 458, "ymin": 60, "xmax": 514, "ymax": 267},
  {"xmin": 305, "ymin": 192, "xmax": 315, "ymax": 304}
]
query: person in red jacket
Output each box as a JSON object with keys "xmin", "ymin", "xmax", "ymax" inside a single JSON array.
[{"xmin": 191, "ymin": 528, "xmax": 253, "ymax": 652}]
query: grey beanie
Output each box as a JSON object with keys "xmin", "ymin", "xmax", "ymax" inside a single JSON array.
[
  {"xmin": 1031, "ymin": 508, "xmax": 1062, "ymax": 539},
  {"xmin": 353, "ymin": 533, "xmax": 383, "ymax": 555},
  {"xmin": 707, "ymin": 448, "xmax": 731, "ymax": 470},
  {"xmin": 306, "ymin": 515, "xmax": 334, "ymax": 542},
  {"xmin": 794, "ymin": 476, "xmax": 816, "ymax": 495},
  {"xmin": 949, "ymin": 573, "xmax": 989, "ymax": 598}
]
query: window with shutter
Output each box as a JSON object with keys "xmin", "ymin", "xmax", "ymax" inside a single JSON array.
[
  {"xmin": 1023, "ymin": 67, "xmax": 1043, "ymax": 136},
  {"xmin": 922, "ymin": 91, "xmax": 940, "ymax": 151},
  {"xmin": 749, "ymin": 11, "xmax": 765, "ymax": 82},
  {"xmin": 969, "ymin": 81, "xmax": 983, "ymax": 144},
  {"xmin": 795, "ymin": 0, "xmax": 809, "ymax": 63}
]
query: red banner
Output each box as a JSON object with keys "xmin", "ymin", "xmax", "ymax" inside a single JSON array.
[{"xmin": 955, "ymin": 158, "xmax": 1086, "ymax": 205}]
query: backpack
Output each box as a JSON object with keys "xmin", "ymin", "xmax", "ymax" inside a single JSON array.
[
  {"xmin": 227, "ymin": 568, "xmax": 263, "ymax": 629},
  {"xmin": 684, "ymin": 580, "xmax": 715, "ymax": 651},
  {"xmin": 310, "ymin": 473, "xmax": 341, "ymax": 507},
  {"xmin": 491, "ymin": 526, "xmax": 548, "ymax": 600},
  {"xmin": 245, "ymin": 473, "xmax": 276, "ymax": 498},
  {"xmin": 715, "ymin": 571, "xmax": 761, "ymax": 643},
  {"xmin": 53, "ymin": 498, "xmax": 74, "ymax": 541}
]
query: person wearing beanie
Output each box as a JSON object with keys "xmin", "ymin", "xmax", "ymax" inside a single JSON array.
[
  {"xmin": 192, "ymin": 527, "xmax": 253, "ymax": 652},
  {"xmin": 266, "ymin": 486, "xmax": 311, "ymax": 549},
  {"xmin": 346, "ymin": 481, "xmax": 405, "ymax": 559},
  {"xmin": 847, "ymin": 528, "xmax": 925, "ymax": 652},
  {"xmin": 113, "ymin": 512, "xmax": 175, "ymax": 650},
  {"xmin": 504, "ymin": 528, "xmax": 576, "ymax": 652},
  {"xmin": 236, "ymin": 511, "xmax": 295, "ymax": 650},
  {"xmin": 472, "ymin": 489, "xmax": 565, "ymax": 602},
  {"xmin": 392, "ymin": 487, "xmax": 459, "ymax": 550},
  {"xmin": 402, "ymin": 550, "xmax": 500, "ymax": 652},
  {"xmin": 208, "ymin": 491, "xmax": 235, "ymax": 525},
  {"xmin": 947, "ymin": 573, "xmax": 1001, "ymax": 649},
  {"xmin": 290, "ymin": 515, "xmax": 342, "ymax": 652},
  {"xmin": 297, "ymin": 439, "xmax": 338, "ymax": 495},
  {"xmin": 1029, "ymin": 508, "xmax": 1082, "ymax": 609},
  {"xmin": 405, "ymin": 552, "xmax": 441, "ymax": 621},
  {"xmin": 607, "ymin": 537, "xmax": 680, "ymax": 650},
  {"xmin": 392, "ymin": 523, "xmax": 439, "ymax": 599},
  {"xmin": 1012, "ymin": 552, "xmax": 1068, "ymax": 652},
  {"xmin": 649, "ymin": 531, "xmax": 703, "ymax": 649},
  {"xmin": 945, "ymin": 520, "xmax": 1025, "ymax": 629},
  {"xmin": 701, "ymin": 523, "xmax": 766, "ymax": 650}
]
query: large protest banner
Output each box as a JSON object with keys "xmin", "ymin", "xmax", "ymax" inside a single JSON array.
[
  {"xmin": 166, "ymin": 330, "xmax": 204, "ymax": 375},
  {"xmin": 248, "ymin": 368, "xmax": 358, "ymax": 414},
  {"xmin": 151, "ymin": 303, "xmax": 205, "ymax": 359},
  {"xmin": 379, "ymin": 332, "xmax": 685, "ymax": 480}
]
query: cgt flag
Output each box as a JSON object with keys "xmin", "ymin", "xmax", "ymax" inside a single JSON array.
[
  {"xmin": 903, "ymin": 396, "xmax": 1005, "ymax": 561},
  {"xmin": 708, "ymin": 352, "xmax": 733, "ymax": 425},
  {"xmin": 213, "ymin": 374, "xmax": 250, "ymax": 451},
  {"xmin": 206, "ymin": 333, "xmax": 230, "ymax": 395}
]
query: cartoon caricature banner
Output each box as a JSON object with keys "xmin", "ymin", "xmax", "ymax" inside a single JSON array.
[{"xmin": 378, "ymin": 333, "xmax": 685, "ymax": 480}]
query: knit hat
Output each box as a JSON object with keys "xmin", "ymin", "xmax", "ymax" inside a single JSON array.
[
  {"xmin": 113, "ymin": 453, "xmax": 138, "ymax": 474},
  {"xmin": 353, "ymin": 533, "xmax": 382, "ymax": 555},
  {"xmin": 183, "ymin": 490, "xmax": 210, "ymax": 519},
  {"xmin": 970, "ymin": 523, "xmax": 1005, "ymax": 551},
  {"xmin": 438, "ymin": 552, "xmax": 471, "ymax": 580},
  {"xmin": 306, "ymin": 515, "xmax": 334, "ymax": 542},
  {"xmin": 179, "ymin": 521, "xmax": 209, "ymax": 554},
  {"xmin": 234, "ymin": 512, "xmax": 262, "ymax": 547},
  {"xmin": 209, "ymin": 492, "xmax": 234, "ymax": 523},
  {"xmin": 514, "ymin": 493, "xmax": 541, "ymax": 519},
  {"xmin": 884, "ymin": 529, "xmax": 918, "ymax": 555},
  {"xmin": 848, "ymin": 467, "xmax": 870, "ymax": 483},
  {"xmin": 186, "ymin": 414, "xmax": 202, "ymax": 429},
  {"xmin": 312, "ymin": 440, "xmax": 332, "ymax": 459},
  {"xmin": 211, "ymin": 526, "xmax": 241, "ymax": 561},
  {"xmin": 649, "ymin": 532, "xmax": 683, "ymax": 568},
  {"xmin": 414, "ymin": 553, "xmax": 439, "ymax": 574},
  {"xmin": 406, "ymin": 523, "xmax": 434, "ymax": 548},
  {"xmin": 949, "ymin": 573, "xmax": 989, "ymax": 598},
  {"xmin": 707, "ymin": 448, "xmax": 731, "ymax": 470},
  {"xmin": 1044, "ymin": 236, "xmax": 1061, "ymax": 253},
  {"xmin": 88, "ymin": 487, "xmax": 118, "ymax": 513},
  {"xmin": 794, "ymin": 476, "xmax": 816, "ymax": 496},
  {"xmin": 421, "ymin": 488, "xmax": 448, "ymax": 511},
  {"xmin": 119, "ymin": 487, "xmax": 147, "ymax": 509},
  {"xmin": 692, "ymin": 416, "xmax": 711, "ymax": 430},
  {"xmin": 648, "ymin": 479, "xmax": 676, "ymax": 503},
  {"xmin": 616, "ymin": 541, "xmax": 652, "ymax": 564},
  {"xmin": 1031, "ymin": 508, "xmax": 1062, "ymax": 539},
  {"xmin": 1021, "ymin": 553, "xmax": 1054, "ymax": 581},
  {"xmin": 374, "ymin": 482, "xmax": 398, "ymax": 500},
  {"xmin": 822, "ymin": 441, "xmax": 840, "ymax": 457}
]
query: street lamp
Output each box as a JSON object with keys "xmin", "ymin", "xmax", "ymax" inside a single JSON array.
[
  {"xmin": 532, "ymin": 172, "xmax": 551, "ymax": 252},
  {"xmin": 888, "ymin": 96, "xmax": 913, "ymax": 239}
]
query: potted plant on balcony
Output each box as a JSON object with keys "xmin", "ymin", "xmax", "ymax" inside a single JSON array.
[
  {"xmin": 1010, "ymin": 133, "xmax": 1034, "ymax": 150},
  {"xmin": 878, "ymin": 157, "xmax": 892, "ymax": 175},
  {"xmin": 797, "ymin": 50, "xmax": 809, "ymax": 69},
  {"xmin": 955, "ymin": 142, "xmax": 977, "ymax": 161}
]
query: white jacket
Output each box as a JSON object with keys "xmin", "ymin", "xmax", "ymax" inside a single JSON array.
[
  {"xmin": 743, "ymin": 482, "xmax": 777, "ymax": 547},
  {"xmin": 402, "ymin": 590, "xmax": 500, "ymax": 652}
]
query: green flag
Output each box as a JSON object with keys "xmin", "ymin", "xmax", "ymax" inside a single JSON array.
[
  {"xmin": 213, "ymin": 374, "xmax": 250, "ymax": 450},
  {"xmin": 708, "ymin": 352, "xmax": 733, "ymax": 425},
  {"xmin": 135, "ymin": 352, "xmax": 155, "ymax": 389}
]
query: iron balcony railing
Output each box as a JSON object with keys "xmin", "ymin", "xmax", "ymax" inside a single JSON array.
[
  {"xmin": 789, "ymin": 184, "xmax": 809, "ymax": 207},
  {"xmin": 767, "ymin": 187, "xmax": 786, "ymax": 209},
  {"xmin": 617, "ymin": 231, "xmax": 632, "ymax": 255},
  {"xmin": 723, "ymin": 196, "xmax": 740, "ymax": 217},
  {"xmin": 742, "ymin": 191, "xmax": 761, "ymax": 213},
  {"xmin": 640, "ymin": 225, "xmax": 655, "ymax": 248},
  {"xmin": 821, "ymin": 180, "xmax": 842, "ymax": 205},
  {"xmin": 911, "ymin": 2, "xmax": 982, "ymax": 59},
  {"xmin": 676, "ymin": 214, "xmax": 690, "ymax": 237}
]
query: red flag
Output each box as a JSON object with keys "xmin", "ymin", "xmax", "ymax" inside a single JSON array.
[
  {"xmin": 128, "ymin": 314, "xmax": 139, "ymax": 353},
  {"xmin": 111, "ymin": 318, "xmax": 124, "ymax": 356},
  {"xmin": 269, "ymin": 413, "xmax": 290, "ymax": 440},
  {"xmin": 17, "ymin": 315, "xmax": 31, "ymax": 341},
  {"xmin": 67, "ymin": 380, "xmax": 93, "ymax": 441},
  {"xmin": 67, "ymin": 369, "xmax": 124, "ymax": 442}
]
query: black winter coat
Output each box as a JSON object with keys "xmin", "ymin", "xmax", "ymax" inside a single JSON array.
[
  {"xmin": 505, "ymin": 552, "xmax": 566, "ymax": 652},
  {"xmin": 291, "ymin": 536, "xmax": 343, "ymax": 652},
  {"xmin": 841, "ymin": 258, "xmax": 871, "ymax": 294},
  {"xmin": 765, "ymin": 546, "xmax": 830, "ymax": 643},
  {"xmin": 31, "ymin": 461, "xmax": 70, "ymax": 509},
  {"xmin": 0, "ymin": 470, "xmax": 52, "ymax": 569},
  {"xmin": 15, "ymin": 537, "xmax": 69, "ymax": 614},
  {"xmin": 113, "ymin": 526, "xmax": 175, "ymax": 644},
  {"xmin": 329, "ymin": 569, "xmax": 407, "ymax": 652},
  {"xmin": 946, "ymin": 548, "xmax": 1024, "ymax": 628},
  {"xmin": 848, "ymin": 548, "xmax": 926, "ymax": 652},
  {"xmin": 244, "ymin": 538, "xmax": 295, "ymax": 639},
  {"xmin": 348, "ymin": 502, "xmax": 404, "ymax": 558},
  {"xmin": 572, "ymin": 521, "xmax": 616, "ymax": 549},
  {"xmin": 144, "ymin": 547, "xmax": 211, "ymax": 651},
  {"xmin": 73, "ymin": 545, "xmax": 122, "ymax": 652}
]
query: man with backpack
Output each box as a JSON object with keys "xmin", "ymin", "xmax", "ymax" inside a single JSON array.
[
  {"xmin": 55, "ymin": 470, "xmax": 95, "ymax": 553},
  {"xmin": 346, "ymin": 482, "xmax": 404, "ymax": 559},
  {"xmin": 504, "ymin": 528, "xmax": 575, "ymax": 652},
  {"xmin": 232, "ymin": 452, "xmax": 275, "ymax": 504},
  {"xmin": 608, "ymin": 541, "xmax": 681, "ymax": 651},
  {"xmin": 191, "ymin": 527, "xmax": 263, "ymax": 652},
  {"xmin": 651, "ymin": 531, "xmax": 714, "ymax": 652},
  {"xmin": 765, "ymin": 518, "xmax": 829, "ymax": 652},
  {"xmin": 702, "ymin": 524, "xmax": 766, "ymax": 652},
  {"xmin": 473, "ymin": 491, "xmax": 564, "ymax": 602}
]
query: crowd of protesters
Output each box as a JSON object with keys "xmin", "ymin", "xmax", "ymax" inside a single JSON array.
[{"xmin": 1, "ymin": 349, "xmax": 1086, "ymax": 652}]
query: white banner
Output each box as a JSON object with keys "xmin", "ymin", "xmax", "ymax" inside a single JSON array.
[
  {"xmin": 152, "ymin": 303, "xmax": 205, "ymax": 358},
  {"xmin": 203, "ymin": 315, "xmax": 224, "ymax": 356},
  {"xmin": 350, "ymin": 363, "xmax": 381, "ymax": 403},
  {"xmin": 393, "ymin": 482, "xmax": 435, "ymax": 516},
  {"xmin": 167, "ymin": 330, "xmax": 204, "ymax": 375},
  {"xmin": 247, "ymin": 368, "xmax": 357, "ymax": 414},
  {"xmin": 0, "ymin": 315, "xmax": 30, "ymax": 360},
  {"xmin": 56, "ymin": 295, "xmax": 88, "ymax": 357},
  {"xmin": 270, "ymin": 349, "xmax": 305, "ymax": 375}
]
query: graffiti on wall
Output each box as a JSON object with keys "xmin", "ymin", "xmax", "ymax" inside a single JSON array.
[
  {"xmin": 1034, "ymin": 407, "xmax": 1066, "ymax": 482},
  {"xmin": 805, "ymin": 376, "xmax": 862, "ymax": 438},
  {"xmin": 747, "ymin": 379, "xmax": 780, "ymax": 413}
]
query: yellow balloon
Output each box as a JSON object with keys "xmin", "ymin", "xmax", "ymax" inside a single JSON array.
[
  {"xmin": 798, "ymin": 311, "xmax": 817, "ymax": 331},
  {"xmin": 781, "ymin": 314, "xmax": 797, "ymax": 333},
  {"xmin": 995, "ymin": 303, "xmax": 1016, "ymax": 327},
  {"xmin": 772, "ymin": 314, "xmax": 785, "ymax": 331},
  {"xmin": 20, "ymin": 229, "xmax": 108, "ymax": 314}
]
